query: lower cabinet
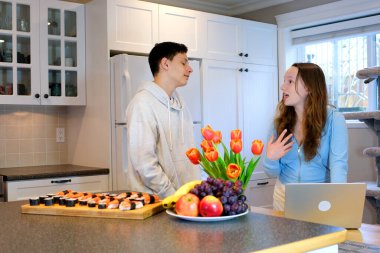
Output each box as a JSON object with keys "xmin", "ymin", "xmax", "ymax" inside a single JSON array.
[
  {"xmin": 5, "ymin": 175, "xmax": 109, "ymax": 202},
  {"xmin": 245, "ymin": 178, "xmax": 276, "ymax": 208}
]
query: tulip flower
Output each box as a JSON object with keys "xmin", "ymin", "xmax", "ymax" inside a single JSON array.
[
  {"xmin": 226, "ymin": 163, "xmax": 241, "ymax": 179},
  {"xmin": 230, "ymin": 129, "xmax": 242, "ymax": 140},
  {"xmin": 212, "ymin": 130, "xmax": 222, "ymax": 144},
  {"xmin": 230, "ymin": 139, "xmax": 242, "ymax": 154},
  {"xmin": 201, "ymin": 125, "xmax": 215, "ymax": 141},
  {"xmin": 200, "ymin": 139, "xmax": 213, "ymax": 152},
  {"xmin": 251, "ymin": 140, "xmax": 264, "ymax": 156},
  {"xmin": 186, "ymin": 148, "xmax": 201, "ymax": 165},
  {"xmin": 204, "ymin": 147, "xmax": 218, "ymax": 162}
]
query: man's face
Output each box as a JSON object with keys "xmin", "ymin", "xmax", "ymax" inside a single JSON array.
[{"xmin": 166, "ymin": 53, "xmax": 193, "ymax": 87}]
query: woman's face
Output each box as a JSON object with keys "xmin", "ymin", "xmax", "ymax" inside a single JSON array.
[{"xmin": 281, "ymin": 66, "xmax": 309, "ymax": 110}]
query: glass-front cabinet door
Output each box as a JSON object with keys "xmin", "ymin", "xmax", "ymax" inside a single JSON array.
[
  {"xmin": 0, "ymin": 0, "xmax": 39, "ymax": 104},
  {"xmin": 40, "ymin": 1, "xmax": 85, "ymax": 105}
]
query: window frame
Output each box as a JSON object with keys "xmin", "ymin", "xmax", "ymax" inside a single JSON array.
[{"xmin": 276, "ymin": 1, "xmax": 380, "ymax": 128}]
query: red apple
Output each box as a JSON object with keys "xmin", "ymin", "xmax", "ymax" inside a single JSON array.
[
  {"xmin": 199, "ymin": 195, "xmax": 223, "ymax": 217},
  {"xmin": 175, "ymin": 193, "xmax": 200, "ymax": 217}
]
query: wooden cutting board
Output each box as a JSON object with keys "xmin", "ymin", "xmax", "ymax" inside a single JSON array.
[{"xmin": 21, "ymin": 202, "xmax": 164, "ymax": 220}]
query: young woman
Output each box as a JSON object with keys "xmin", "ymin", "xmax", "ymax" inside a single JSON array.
[{"xmin": 263, "ymin": 63, "xmax": 348, "ymax": 211}]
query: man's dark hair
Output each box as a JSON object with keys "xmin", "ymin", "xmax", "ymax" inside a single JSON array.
[{"xmin": 148, "ymin": 42, "xmax": 188, "ymax": 76}]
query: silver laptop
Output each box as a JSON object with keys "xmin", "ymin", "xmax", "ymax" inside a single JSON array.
[{"xmin": 284, "ymin": 183, "xmax": 366, "ymax": 229}]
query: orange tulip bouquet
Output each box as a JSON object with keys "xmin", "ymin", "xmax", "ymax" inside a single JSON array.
[{"xmin": 186, "ymin": 125, "xmax": 264, "ymax": 190}]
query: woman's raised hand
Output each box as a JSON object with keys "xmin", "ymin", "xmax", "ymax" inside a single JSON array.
[{"xmin": 266, "ymin": 129, "xmax": 294, "ymax": 160}]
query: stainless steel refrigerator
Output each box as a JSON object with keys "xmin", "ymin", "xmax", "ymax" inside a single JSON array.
[{"xmin": 110, "ymin": 54, "xmax": 202, "ymax": 191}]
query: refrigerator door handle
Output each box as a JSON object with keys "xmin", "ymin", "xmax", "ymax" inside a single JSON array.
[{"xmin": 115, "ymin": 122, "xmax": 127, "ymax": 126}]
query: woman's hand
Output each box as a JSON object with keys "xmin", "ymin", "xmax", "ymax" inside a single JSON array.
[{"xmin": 266, "ymin": 129, "xmax": 294, "ymax": 160}]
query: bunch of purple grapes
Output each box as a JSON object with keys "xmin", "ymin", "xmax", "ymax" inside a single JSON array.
[{"xmin": 189, "ymin": 176, "xmax": 249, "ymax": 216}]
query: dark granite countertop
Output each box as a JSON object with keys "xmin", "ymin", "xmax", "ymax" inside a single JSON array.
[
  {"xmin": 0, "ymin": 200, "xmax": 346, "ymax": 253},
  {"xmin": 0, "ymin": 164, "xmax": 109, "ymax": 181}
]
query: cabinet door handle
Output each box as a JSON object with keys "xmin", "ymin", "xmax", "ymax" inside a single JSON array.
[
  {"xmin": 244, "ymin": 53, "xmax": 249, "ymax": 57},
  {"xmin": 238, "ymin": 52, "xmax": 243, "ymax": 57},
  {"xmin": 44, "ymin": 94, "xmax": 49, "ymax": 99},
  {"xmin": 244, "ymin": 68, "xmax": 248, "ymax": 72},
  {"xmin": 51, "ymin": 179, "xmax": 71, "ymax": 184},
  {"xmin": 34, "ymin": 93, "xmax": 40, "ymax": 98},
  {"xmin": 257, "ymin": 181, "xmax": 269, "ymax": 186},
  {"xmin": 239, "ymin": 68, "xmax": 243, "ymax": 72}
]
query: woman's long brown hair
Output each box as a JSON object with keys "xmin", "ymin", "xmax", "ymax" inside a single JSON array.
[{"xmin": 274, "ymin": 63, "xmax": 327, "ymax": 161}]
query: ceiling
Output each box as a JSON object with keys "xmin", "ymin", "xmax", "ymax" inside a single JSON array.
[
  {"xmin": 61, "ymin": 0, "xmax": 340, "ymax": 24},
  {"xmin": 62, "ymin": 0, "xmax": 294, "ymax": 16}
]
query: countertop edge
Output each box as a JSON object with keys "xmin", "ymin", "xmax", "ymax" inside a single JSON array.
[
  {"xmin": 3, "ymin": 169, "xmax": 109, "ymax": 181},
  {"xmin": 254, "ymin": 229, "xmax": 347, "ymax": 253}
]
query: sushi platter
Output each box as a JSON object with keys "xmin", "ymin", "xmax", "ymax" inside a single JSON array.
[{"xmin": 21, "ymin": 190, "xmax": 164, "ymax": 220}]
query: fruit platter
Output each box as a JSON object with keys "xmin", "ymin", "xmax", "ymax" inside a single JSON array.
[
  {"xmin": 21, "ymin": 189, "xmax": 163, "ymax": 220},
  {"xmin": 162, "ymin": 125, "xmax": 264, "ymax": 221},
  {"xmin": 163, "ymin": 177, "xmax": 249, "ymax": 221}
]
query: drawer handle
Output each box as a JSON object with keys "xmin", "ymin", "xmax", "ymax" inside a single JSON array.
[
  {"xmin": 257, "ymin": 181, "xmax": 269, "ymax": 186},
  {"xmin": 51, "ymin": 179, "xmax": 71, "ymax": 184}
]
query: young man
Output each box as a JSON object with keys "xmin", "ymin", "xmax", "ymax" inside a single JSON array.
[{"xmin": 125, "ymin": 42, "xmax": 201, "ymax": 198}]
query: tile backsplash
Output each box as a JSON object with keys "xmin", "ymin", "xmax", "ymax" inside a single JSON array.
[{"xmin": 0, "ymin": 105, "xmax": 68, "ymax": 168}]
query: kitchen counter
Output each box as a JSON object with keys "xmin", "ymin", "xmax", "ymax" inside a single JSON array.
[
  {"xmin": 0, "ymin": 164, "xmax": 109, "ymax": 181},
  {"xmin": 0, "ymin": 200, "xmax": 346, "ymax": 253}
]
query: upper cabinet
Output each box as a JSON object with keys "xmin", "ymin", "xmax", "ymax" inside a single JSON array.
[
  {"xmin": 206, "ymin": 14, "xmax": 277, "ymax": 65},
  {"xmin": 107, "ymin": 0, "xmax": 158, "ymax": 54},
  {"xmin": 40, "ymin": 1, "xmax": 85, "ymax": 105},
  {"xmin": 0, "ymin": 0, "xmax": 85, "ymax": 105},
  {"xmin": 242, "ymin": 21, "xmax": 277, "ymax": 66},
  {"xmin": 107, "ymin": 0, "xmax": 277, "ymax": 64},
  {"xmin": 158, "ymin": 5, "xmax": 206, "ymax": 59}
]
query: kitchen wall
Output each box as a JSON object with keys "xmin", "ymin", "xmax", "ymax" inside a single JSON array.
[{"xmin": 0, "ymin": 105, "xmax": 68, "ymax": 168}]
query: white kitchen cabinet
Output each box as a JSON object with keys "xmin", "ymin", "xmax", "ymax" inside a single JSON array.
[
  {"xmin": 39, "ymin": 0, "xmax": 85, "ymax": 105},
  {"xmin": 206, "ymin": 14, "xmax": 277, "ymax": 65},
  {"xmin": 245, "ymin": 178, "xmax": 276, "ymax": 208},
  {"xmin": 202, "ymin": 60, "xmax": 277, "ymax": 181},
  {"xmin": 5, "ymin": 174, "xmax": 109, "ymax": 201},
  {"xmin": 107, "ymin": 0, "xmax": 158, "ymax": 54},
  {"xmin": 158, "ymin": 5, "xmax": 206, "ymax": 58},
  {"xmin": 241, "ymin": 20, "xmax": 277, "ymax": 66},
  {"xmin": 0, "ymin": 0, "xmax": 85, "ymax": 105},
  {"xmin": 206, "ymin": 14, "xmax": 242, "ymax": 62}
]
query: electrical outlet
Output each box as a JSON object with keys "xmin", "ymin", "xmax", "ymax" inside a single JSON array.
[{"xmin": 56, "ymin": 128, "xmax": 65, "ymax": 143}]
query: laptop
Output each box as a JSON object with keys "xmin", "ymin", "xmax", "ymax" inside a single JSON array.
[{"xmin": 284, "ymin": 183, "xmax": 366, "ymax": 229}]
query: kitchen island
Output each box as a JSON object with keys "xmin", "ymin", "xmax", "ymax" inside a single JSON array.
[{"xmin": 0, "ymin": 200, "xmax": 346, "ymax": 253}]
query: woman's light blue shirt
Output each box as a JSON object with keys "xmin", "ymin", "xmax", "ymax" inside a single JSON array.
[{"xmin": 263, "ymin": 107, "xmax": 348, "ymax": 183}]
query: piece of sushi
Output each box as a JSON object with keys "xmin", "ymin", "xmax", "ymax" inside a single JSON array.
[
  {"xmin": 107, "ymin": 199, "xmax": 120, "ymax": 209},
  {"xmin": 29, "ymin": 197, "xmax": 40, "ymax": 206},
  {"xmin": 44, "ymin": 197, "xmax": 54, "ymax": 206},
  {"xmin": 98, "ymin": 203, "xmax": 107, "ymax": 209},
  {"xmin": 66, "ymin": 198, "xmax": 76, "ymax": 207},
  {"xmin": 119, "ymin": 199, "xmax": 143, "ymax": 211}
]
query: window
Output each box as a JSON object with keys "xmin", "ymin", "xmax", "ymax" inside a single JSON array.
[{"xmin": 296, "ymin": 33, "xmax": 379, "ymax": 112}]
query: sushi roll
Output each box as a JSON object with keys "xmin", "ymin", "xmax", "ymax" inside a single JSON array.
[
  {"xmin": 87, "ymin": 201, "xmax": 97, "ymax": 208},
  {"xmin": 79, "ymin": 199, "xmax": 88, "ymax": 206},
  {"xmin": 65, "ymin": 198, "xmax": 76, "ymax": 207},
  {"xmin": 39, "ymin": 195, "xmax": 48, "ymax": 203},
  {"xmin": 59, "ymin": 197, "xmax": 67, "ymax": 206},
  {"xmin": 29, "ymin": 197, "xmax": 40, "ymax": 206},
  {"xmin": 44, "ymin": 197, "xmax": 54, "ymax": 206},
  {"xmin": 98, "ymin": 203, "xmax": 107, "ymax": 209},
  {"xmin": 53, "ymin": 195, "xmax": 61, "ymax": 204}
]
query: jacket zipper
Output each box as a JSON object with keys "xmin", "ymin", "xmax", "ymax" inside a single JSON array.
[{"xmin": 297, "ymin": 144, "xmax": 302, "ymax": 182}]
